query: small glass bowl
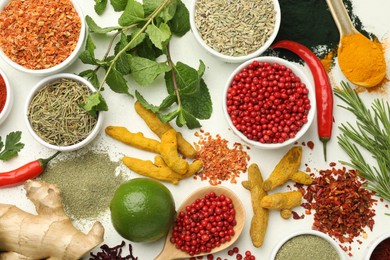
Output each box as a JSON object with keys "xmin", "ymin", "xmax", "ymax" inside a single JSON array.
[
  {"xmin": 364, "ymin": 232, "xmax": 390, "ymax": 260},
  {"xmin": 0, "ymin": 67, "xmax": 13, "ymax": 125},
  {"xmin": 0, "ymin": 0, "xmax": 86, "ymax": 76},
  {"xmin": 222, "ymin": 56, "xmax": 316, "ymax": 149},
  {"xmin": 24, "ymin": 73, "xmax": 104, "ymax": 152},
  {"xmin": 189, "ymin": 0, "xmax": 281, "ymax": 63}
]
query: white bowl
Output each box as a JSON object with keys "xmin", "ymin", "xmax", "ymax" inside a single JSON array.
[
  {"xmin": 364, "ymin": 233, "xmax": 390, "ymax": 260},
  {"xmin": 190, "ymin": 0, "xmax": 281, "ymax": 63},
  {"xmin": 271, "ymin": 230, "xmax": 346, "ymax": 260},
  {"xmin": 222, "ymin": 56, "xmax": 316, "ymax": 149},
  {"xmin": 0, "ymin": 0, "xmax": 86, "ymax": 76},
  {"xmin": 25, "ymin": 73, "xmax": 104, "ymax": 152},
  {"xmin": 0, "ymin": 67, "xmax": 13, "ymax": 125}
]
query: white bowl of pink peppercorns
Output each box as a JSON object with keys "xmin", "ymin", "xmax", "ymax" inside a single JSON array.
[{"xmin": 223, "ymin": 56, "xmax": 316, "ymax": 149}]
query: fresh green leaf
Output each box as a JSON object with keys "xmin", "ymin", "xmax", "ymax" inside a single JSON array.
[
  {"xmin": 135, "ymin": 91, "xmax": 160, "ymax": 112},
  {"xmin": 145, "ymin": 23, "xmax": 171, "ymax": 50},
  {"xmin": 79, "ymin": 92, "xmax": 109, "ymax": 117},
  {"xmin": 130, "ymin": 56, "xmax": 170, "ymax": 86},
  {"xmin": 118, "ymin": 0, "xmax": 145, "ymax": 26},
  {"xmin": 94, "ymin": 0, "xmax": 107, "ymax": 15},
  {"xmin": 158, "ymin": 0, "xmax": 177, "ymax": 23},
  {"xmin": 110, "ymin": 0, "xmax": 127, "ymax": 11},
  {"xmin": 165, "ymin": 61, "xmax": 199, "ymax": 95},
  {"xmin": 181, "ymin": 79, "xmax": 212, "ymax": 119},
  {"xmin": 158, "ymin": 94, "xmax": 177, "ymax": 110},
  {"xmin": 160, "ymin": 109, "xmax": 179, "ymax": 123},
  {"xmin": 0, "ymin": 131, "xmax": 25, "ymax": 161},
  {"xmin": 198, "ymin": 60, "xmax": 206, "ymax": 78},
  {"xmin": 79, "ymin": 70, "xmax": 100, "ymax": 89},
  {"xmin": 106, "ymin": 67, "xmax": 131, "ymax": 95},
  {"xmin": 79, "ymin": 33, "xmax": 98, "ymax": 65},
  {"xmin": 114, "ymin": 33, "xmax": 132, "ymax": 75},
  {"xmin": 143, "ymin": 0, "xmax": 164, "ymax": 16},
  {"xmin": 177, "ymin": 109, "xmax": 201, "ymax": 129},
  {"xmin": 129, "ymin": 29, "xmax": 147, "ymax": 50},
  {"xmin": 133, "ymin": 36, "xmax": 163, "ymax": 60},
  {"xmin": 86, "ymin": 16, "xmax": 121, "ymax": 34},
  {"xmin": 168, "ymin": 0, "xmax": 190, "ymax": 37}
]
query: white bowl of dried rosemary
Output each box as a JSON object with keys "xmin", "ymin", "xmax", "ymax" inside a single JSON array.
[
  {"xmin": 0, "ymin": 0, "xmax": 86, "ymax": 76},
  {"xmin": 25, "ymin": 73, "xmax": 104, "ymax": 152},
  {"xmin": 190, "ymin": 0, "xmax": 281, "ymax": 63}
]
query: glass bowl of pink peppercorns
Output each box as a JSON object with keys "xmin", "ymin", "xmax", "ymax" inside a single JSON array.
[{"xmin": 223, "ymin": 56, "xmax": 316, "ymax": 149}]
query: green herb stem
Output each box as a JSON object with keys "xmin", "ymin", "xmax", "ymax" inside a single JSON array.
[{"xmin": 166, "ymin": 43, "xmax": 182, "ymax": 108}]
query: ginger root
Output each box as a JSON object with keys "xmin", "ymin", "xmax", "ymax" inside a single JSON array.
[
  {"xmin": 262, "ymin": 146, "xmax": 312, "ymax": 191},
  {"xmin": 242, "ymin": 163, "xmax": 269, "ymax": 248},
  {"xmin": 160, "ymin": 129, "xmax": 189, "ymax": 175},
  {"xmin": 0, "ymin": 180, "xmax": 104, "ymax": 260},
  {"xmin": 134, "ymin": 101, "xmax": 197, "ymax": 158},
  {"xmin": 260, "ymin": 191, "xmax": 302, "ymax": 219}
]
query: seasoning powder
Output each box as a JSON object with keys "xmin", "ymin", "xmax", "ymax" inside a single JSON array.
[
  {"xmin": 275, "ymin": 235, "xmax": 340, "ymax": 260},
  {"xmin": 0, "ymin": 0, "xmax": 81, "ymax": 70},
  {"xmin": 39, "ymin": 151, "xmax": 126, "ymax": 220},
  {"xmin": 194, "ymin": 0, "xmax": 275, "ymax": 57},
  {"xmin": 0, "ymin": 75, "xmax": 6, "ymax": 113}
]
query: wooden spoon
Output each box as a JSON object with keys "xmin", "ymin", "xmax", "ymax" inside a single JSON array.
[
  {"xmin": 155, "ymin": 186, "xmax": 246, "ymax": 260},
  {"xmin": 326, "ymin": 0, "xmax": 386, "ymax": 87}
]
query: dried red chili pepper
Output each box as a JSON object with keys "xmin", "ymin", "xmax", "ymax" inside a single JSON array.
[{"xmin": 272, "ymin": 40, "xmax": 333, "ymax": 161}]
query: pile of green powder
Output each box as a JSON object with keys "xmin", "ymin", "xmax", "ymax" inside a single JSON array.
[
  {"xmin": 39, "ymin": 151, "xmax": 126, "ymax": 220},
  {"xmin": 275, "ymin": 234, "xmax": 340, "ymax": 260}
]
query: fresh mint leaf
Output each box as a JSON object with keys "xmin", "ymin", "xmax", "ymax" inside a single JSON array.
[
  {"xmin": 158, "ymin": 0, "xmax": 177, "ymax": 23},
  {"xmin": 146, "ymin": 23, "xmax": 171, "ymax": 50},
  {"xmin": 135, "ymin": 91, "xmax": 160, "ymax": 113},
  {"xmin": 106, "ymin": 67, "xmax": 131, "ymax": 95},
  {"xmin": 114, "ymin": 33, "xmax": 132, "ymax": 75},
  {"xmin": 79, "ymin": 70, "xmax": 100, "ymax": 89},
  {"xmin": 133, "ymin": 36, "xmax": 163, "ymax": 60},
  {"xmin": 118, "ymin": 0, "xmax": 145, "ymax": 26},
  {"xmin": 94, "ymin": 0, "xmax": 107, "ymax": 15},
  {"xmin": 160, "ymin": 109, "xmax": 180, "ymax": 123},
  {"xmin": 79, "ymin": 92, "xmax": 108, "ymax": 117},
  {"xmin": 169, "ymin": 0, "xmax": 190, "ymax": 37},
  {"xmin": 79, "ymin": 33, "xmax": 98, "ymax": 65},
  {"xmin": 143, "ymin": 0, "xmax": 164, "ymax": 16},
  {"xmin": 198, "ymin": 60, "xmax": 206, "ymax": 78},
  {"xmin": 130, "ymin": 56, "xmax": 170, "ymax": 86},
  {"xmin": 165, "ymin": 61, "xmax": 200, "ymax": 95},
  {"xmin": 177, "ymin": 109, "xmax": 201, "ymax": 129},
  {"xmin": 110, "ymin": 0, "xmax": 127, "ymax": 11},
  {"xmin": 129, "ymin": 29, "xmax": 146, "ymax": 50},
  {"xmin": 0, "ymin": 131, "xmax": 25, "ymax": 161},
  {"xmin": 181, "ymin": 79, "xmax": 212, "ymax": 120},
  {"xmin": 86, "ymin": 16, "xmax": 121, "ymax": 34},
  {"xmin": 159, "ymin": 94, "xmax": 177, "ymax": 110}
]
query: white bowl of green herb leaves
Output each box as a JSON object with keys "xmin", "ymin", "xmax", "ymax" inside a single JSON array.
[
  {"xmin": 190, "ymin": 0, "xmax": 281, "ymax": 63},
  {"xmin": 25, "ymin": 73, "xmax": 104, "ymax": 152}
]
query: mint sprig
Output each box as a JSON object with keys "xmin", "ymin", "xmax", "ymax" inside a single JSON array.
[{"xmin": 84, "ymin": 0, "xmax": 212, "ymax": 128}]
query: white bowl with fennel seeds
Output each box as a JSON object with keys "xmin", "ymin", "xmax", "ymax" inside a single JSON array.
[
  {"xmin": 190, "ymin": 0, "xmax": 281, "ymax": 63},
  {"xmin": 271, "ymin": 230, "xmax": 346, "ymax": 260},
  {"xmin": 25, "ymin": 74, "xmax": 104, "ymax": 152}
]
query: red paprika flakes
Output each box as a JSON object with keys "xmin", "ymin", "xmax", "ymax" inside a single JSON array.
[
  {"xmin": 0, "ymin": 74, "xmax": 6, "ymax": 113},
  {"xmin": 0, "ymin": 0, "xmax": 81, "ymax": 70},
  {"xmin": 194, "ymin": 130, "xmax": 250, "ymax": 185},
  {"xmin": 297, "ymin": 167, "xmax": 376, "ymax": 246}
]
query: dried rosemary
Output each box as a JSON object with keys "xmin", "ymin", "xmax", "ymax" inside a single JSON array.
[
  {"xmin": 27, "ymin": 78, "xmax": 97, "ymax": 146},
  {"xmin": 194, "ymin": 0, "xmax": 276, "ymax": 56}
]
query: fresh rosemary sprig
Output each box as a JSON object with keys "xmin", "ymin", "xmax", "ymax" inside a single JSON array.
[{"xmin": 334, "ymin": 81, "xmax": 390, "ymax": 202}]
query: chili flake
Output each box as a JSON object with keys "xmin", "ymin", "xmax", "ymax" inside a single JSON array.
[
  {"xmin": 0, "ymin": 0, "xmax": 81, "ymax": 70},
  {"xmin": 296, "ymin": 167, "xmax": 377, "ymax": 250},
  {"xmin": 194, "ymin": 130, "xmax": 250, "ymax": 185}
]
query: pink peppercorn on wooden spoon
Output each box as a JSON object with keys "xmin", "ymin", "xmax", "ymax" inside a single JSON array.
[{"xmin": 155, "ymin": 186, "xmax": 246, "ymax": 260}]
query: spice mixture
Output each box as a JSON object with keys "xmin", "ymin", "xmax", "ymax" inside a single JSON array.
[
  {"xmin": 370, "ymin": 237, "xmax": 390, "ymax": 260},
  {"xmin": 194, "ymin": 0, "xmax": 275, "ymax": 57},
  {"xmin": 39, "ymin": 151, "xmax": 126, "ymax": 220},
  {"xmin": 275, "ymin": 234, "xmax": 340, "ymax": 260},
  {"xmin": 27, "ymin": 78, "xmax": 97, "ymax": 147},
  {"xmin": 0, "ymin": 74, "xmax": 6, "ymax": 113},
  {"xmin": 0, "ymin": 0, "xmax": 81, "ymax": 70},
  {"xmin": 297, "ymin": 167, "xmax": 376, "ymax": 254},
  {"xmin": 194, "ymin": 130, "xmax": 250, "ymax": 185}
]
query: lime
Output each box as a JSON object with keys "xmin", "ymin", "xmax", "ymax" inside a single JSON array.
[{"xmin": 110, "ymin": 178, "xmax": 176, "ymax": 243}]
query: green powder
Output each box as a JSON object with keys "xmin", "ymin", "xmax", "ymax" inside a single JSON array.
[
  {"xmin": 39, "ymin": 150, "xmax": 126, "ymax": 220},
  {"xmin": 275, "ymin": 234, "xmax": 340, "ymax": 260}
]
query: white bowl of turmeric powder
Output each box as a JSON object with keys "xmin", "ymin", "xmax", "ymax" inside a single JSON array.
[{"xmin": 0, "ymin": 0, "xmax": 86, "ymax": 76}]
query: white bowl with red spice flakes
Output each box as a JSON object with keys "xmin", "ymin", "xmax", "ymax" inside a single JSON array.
[
  {"xmin": 223, "ymin": 56, "xmax": 316, "ymax": 149},
  {"xmin": 0, "ymin": 0, "xmax": 86, "ymax": 76},
  {"xmin": 0, "ymin": 67, "xmax": 13, "ymax": 125}
]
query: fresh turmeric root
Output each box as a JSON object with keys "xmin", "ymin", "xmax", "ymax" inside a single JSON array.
[
  {"xmin": 262, "ymin": 146, "xmax": 312, "ymax": 191},
  {"xmin": 260, "ymin": 191, "xmax": 302, "ymax": 219},
  {"xmin": 134, "ymin": 101, "xmax": 197, "ymax": 158},
  {"xmin": 242, "ymin": 163, "xmax": 269, "ymax": 247},
  {"xmin": 0, "ymin": 180, "xmax": 104, "ymax": 259},
  {"xmin": 160, "ymin": 129, "xmax": 189, "ymax": 175}
]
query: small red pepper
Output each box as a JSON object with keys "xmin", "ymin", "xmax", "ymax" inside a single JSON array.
[
  {"xmin": 0, "ymin": 151, "xmax": 60, "ymax": 188},
  {"xmin": 272, "ymin": 40, "xmax": 333, "ymax": 161}
]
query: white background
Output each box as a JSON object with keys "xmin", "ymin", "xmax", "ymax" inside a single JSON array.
[{"xmin": 1, "ymin": 0, "xmax": 390, "ymax": 259}]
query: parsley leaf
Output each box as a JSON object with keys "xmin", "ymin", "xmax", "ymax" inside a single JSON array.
[{"xmin": 0, "ymin": 131, "xmax": 25, "ymax": 161}]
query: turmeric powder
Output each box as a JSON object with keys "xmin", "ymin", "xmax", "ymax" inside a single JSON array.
[{"xmin": 338, "ymin": 33, "xmax": 386, "ymax": 87}]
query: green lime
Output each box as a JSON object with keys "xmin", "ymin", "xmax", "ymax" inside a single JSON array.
[{"xmin": 110, "ymin": 178, "xmax": 176, "ymax": 243}]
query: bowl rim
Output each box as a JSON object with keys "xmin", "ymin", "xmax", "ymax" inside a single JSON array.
[
  {"xmin": 0, "ymin": 0, "xmax": 86, "ymax": 76},
  {"xmin": 222, "ymin": 56, "xmax": 317, "ymax": 149},
  {"xmin": 24, "ymin": 73, "xmax": 104, "ymax": 152},
  {"xmin": 270, "ymin": 230, "xmax": 346, "ymax": 260},
  {"xmin": 189, "ymin": 0, "xmax": 282, "ymax": 63},
  {"xmin": 364, "ymin": 232, "xmax": 390, "ymax": 260},
  {"xmin": 0, "ymin": 67, "xmax": 13, "ymax": 125}
]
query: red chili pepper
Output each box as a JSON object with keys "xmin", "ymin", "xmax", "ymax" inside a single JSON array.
[
  {"xmin": 272, "ymin": 40, "xmax": 333, "ymax": 161},
  {"xmin": 0, "ymin": 151, "xmax": 60, "ymax": 188}
]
